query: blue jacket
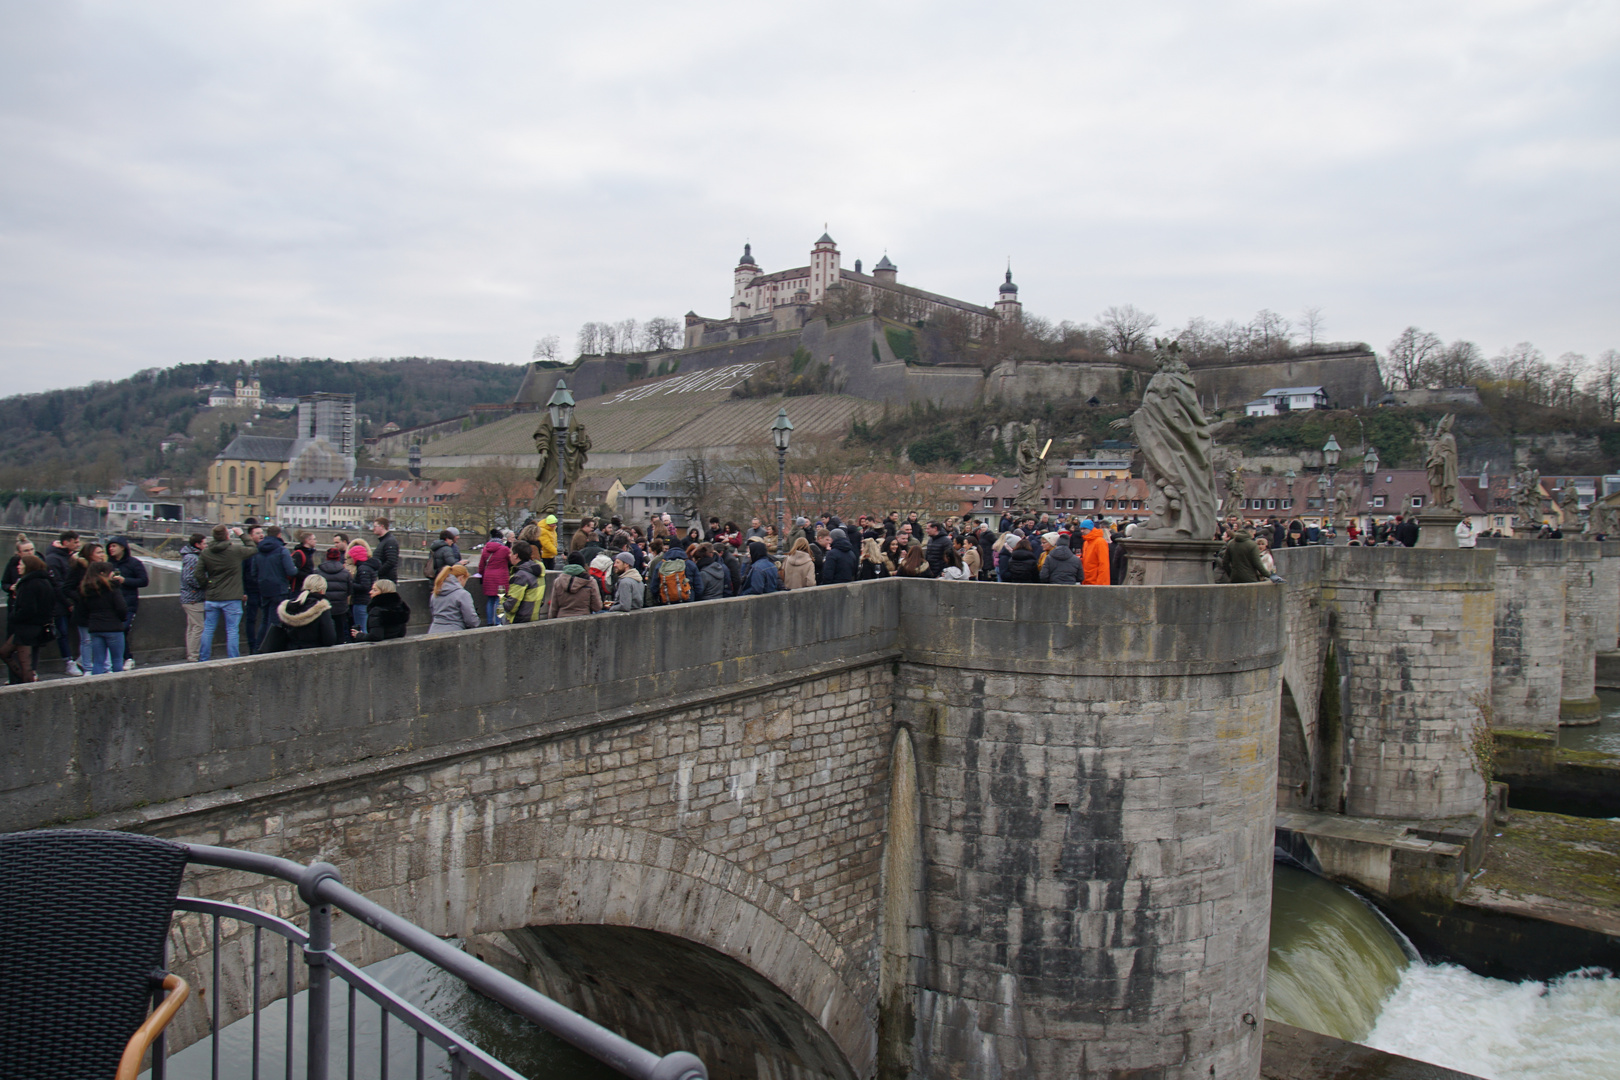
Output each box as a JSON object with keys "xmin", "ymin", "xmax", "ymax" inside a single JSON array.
[
  {"xmin": 250, "ymin": 536, "xmax": 297, "ymax": 600},
  {"xmin": 106, "ymin": 536, "xmax": 150, "ymax": 609},
  {"xmin": 742, "ymin": 559, "xmax": 782, "ymax": 595}
]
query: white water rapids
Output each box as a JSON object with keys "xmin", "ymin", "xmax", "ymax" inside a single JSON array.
[
  {"xmin": 1268, "ymin": 863, "xmax": 1620, "ymax": 1080},
  {"xmin": 1366, "ymin": 963, "xmax": 1620, "ymax": 1080}
]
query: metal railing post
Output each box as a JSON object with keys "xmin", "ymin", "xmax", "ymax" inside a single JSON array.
[{"xmin": 305, "ymin": 900, "xmax": 333, "ymax": 1080}]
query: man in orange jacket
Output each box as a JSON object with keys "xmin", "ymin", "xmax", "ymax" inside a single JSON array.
[{"xmin": 1080, "ymin": 519, "xmax": 1111, "ymax": 585}]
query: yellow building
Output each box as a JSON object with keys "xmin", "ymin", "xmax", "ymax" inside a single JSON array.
[{"xmin": 207, "ymin": 435, "xmax": 294, "ymax": 523}]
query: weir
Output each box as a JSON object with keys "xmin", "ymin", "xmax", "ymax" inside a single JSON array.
[{"xmin": 4, "ymin": 541, "xmax": 1620, "ymax": 1078}]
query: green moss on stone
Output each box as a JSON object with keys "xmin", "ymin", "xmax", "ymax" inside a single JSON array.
[{"xmin": 1480, "ymin": 809, "xmax": 1620, "ymax": 911}]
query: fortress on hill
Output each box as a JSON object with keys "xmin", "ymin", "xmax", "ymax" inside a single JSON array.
[
  {"xmin": 513, "ymin": 228, "xmax": 1384, "ymax": 421},
  {"xmin": 683, "ymin": 231, "xmax": 1023, "ymax": 347}
]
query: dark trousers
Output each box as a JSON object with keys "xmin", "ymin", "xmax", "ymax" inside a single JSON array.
[
  {"xmin": 251, "ymin": 595, "xmax": 284, "ymax": 652},
  {"xmin": 54, "ymin": 612, "xmax": 77, "ymax": 661}
]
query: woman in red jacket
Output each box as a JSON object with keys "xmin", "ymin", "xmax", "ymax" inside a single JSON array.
[{"xmin": 476, "ymin": 530, "xmax": 511, "ymax": 626}]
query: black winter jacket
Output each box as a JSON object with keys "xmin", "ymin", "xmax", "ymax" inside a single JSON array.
[
  {"xmin": 924, "ymin": 533, "xmax": 953, "ymax": 578},
  {"xmin": 267, "ymin": 593, "xmax": 337, "ymax": 650},
  {"xmin": 1004, "ymin": 548, "xmax": 1041, "ymax": 583},
  {"xmin": 362, "ymin": 592, "xmax": 411, "ymax": 641},
  {"xmin": 74, "ymin": 584, "xmax": 128, "ymax": 633},
  {"xmin": 373, "ymin": 532, "xmax": 400, "ymax": 582},
  {"xmin": 823, "ymin": 534, "xmax": 857, "ymax": 585},
  {"xmin": 316, "ymin": 558, "xmax": 352, "ymax": 617},
  {"xmin": 7, "ymin": 570, "xmax": 56, "ymax": 645}
]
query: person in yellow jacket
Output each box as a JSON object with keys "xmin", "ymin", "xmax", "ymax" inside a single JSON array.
[{"xmin": 538, "ymin": 515, "xmax": 559, "ymax": 563}]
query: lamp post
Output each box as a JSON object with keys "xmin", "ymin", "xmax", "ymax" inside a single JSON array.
[
  {"xmin": 1321, "ymin": 434, "xmax": 1342, "ymax": 542},
  {"xmin": 547, "ymin": 378, "xmax": 575, "ymax": 570},
  {"xmin": 1360, "ymin": 446, "xmax": 1380, "ymax": 537},
  {"xmin": 771, "ymin": 407, "xmax": 793, "ymax": 549}
]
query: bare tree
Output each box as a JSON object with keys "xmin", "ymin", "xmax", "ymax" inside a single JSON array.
[
  {"xmin": 1433, "ymin": 340, "xmax": 1485, "ymax": 387},
  {"xmin": 576, "ymin": 322, "xmax": 603, "ymax": 356},
  {"xmin": 1383, "ymin": 327, "xmax": 1445, "ymax": 390},
  {"xmin": 1300, "ymin": 306, "xmax": 1325, "ymax": 346},
  {"xmin": 532, "ymin": 335, "xmax": 561, "ymax": 363},
  {"xmin": 615, "ymin": 318, "xmax": 639, "ymax": 353},
  {"xmin": 1490, "ymin": 342, "xmax": 1549, "ymax": 403},
  {"xmin": 458, "ymin": 457, "xmax": 537, "ymax": 533},
  {"xmin": 1249, "ymin": 310, "xmax": 1293, "ymax": 354},
  {"xmin": 1583, "ymin": 349, "xmax": 1620, "ymax": 421},
  {"xmin": 1098, "ymin": 305, "xmax": 1158, "ymax": 354},
  {"xmin": 642, "ymin": 316, "xmax": 680, "ymax": 351}
]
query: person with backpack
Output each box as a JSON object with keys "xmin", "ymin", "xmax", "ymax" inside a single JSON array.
[
  {"xmin": 647, "ymin": 538, "xmax": 698, "ymax": 605},
  {"xmin": 741, "ymin": 541, "xmax": 782, "ymax": 594},
  {"xmin": 501, "ymin": 541, "xmax": 547, "ymax": 623},
  {"xmin": 694, "ymin": 543, "xmax": 730, "ymax": 600},
  {"xmin": 548, "ymin": 554, "xmax": 604, "ymax": 618},
  {"xmin": 290, "ymin": 532, "xmax": 318, "ymax": 592}
]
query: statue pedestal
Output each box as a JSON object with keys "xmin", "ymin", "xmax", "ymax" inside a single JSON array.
[
  {"xmin": 1416, "ymin": 510, "xmax": 1463, "ymax": 549},
  {"xmin": 1124, "ymin": 537, "xmax": 1226, "ymax": 585}
]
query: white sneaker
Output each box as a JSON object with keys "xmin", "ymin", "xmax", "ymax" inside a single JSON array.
[
  {"xmin": 123, "ymin": 659, "xmax": 137, "ymax": 671},
  {"xmin": 64, "ymin": 660, "xmax": 85, "ymax": 677}
]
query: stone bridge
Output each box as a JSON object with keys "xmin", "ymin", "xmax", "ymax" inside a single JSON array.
[{"xmin": 3, "ymin": 541, "xmax": 1617, "ymax": 1079}]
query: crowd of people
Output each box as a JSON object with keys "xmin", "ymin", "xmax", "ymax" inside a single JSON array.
[{"xmin": 12, "ymin": 501, "xmax": 1562, "ymax": 682}]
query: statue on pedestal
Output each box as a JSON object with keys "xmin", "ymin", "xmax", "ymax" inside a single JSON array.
[
  {"xmin": 1223, "ymin": 465, "xmax": 1246, "ymax": 517},
  {"xmin": 1560, "ymin": 479, "xmax": 1581, "ymax": 532},
  {"xmin": 1013, "ymin": 427, "xmax": 1047, "ymax": 515},
  {"xmin": 1112, "ymin": 346, "xmax": 1216, "ymax": 540},
  {"xmin": 1333, "ymin": 483, "xmax": 1356, "ymax": 526},
  {"xmin": 1513, "ymin": 468, "xmax": 1542, "ymax": 531},
  {"xmin": 562, "ymin": 423, "xmax": 592, "ymax": 512},
  {"xmin": 1423, "ymin": 414, "xmax": 1463, "ymax": 514},
  {"xmin": 532, "ymin": 416, "xmax": 560, "ymax": 516}
]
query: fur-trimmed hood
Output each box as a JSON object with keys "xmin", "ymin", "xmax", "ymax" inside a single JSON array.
[{"xmin": 277, "ymin": 592, "xmax": 332, "ymax": 627}]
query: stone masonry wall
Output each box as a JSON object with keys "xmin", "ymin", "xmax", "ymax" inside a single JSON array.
[
  {"xmin": 151, "ymin": 661, "xmax": 895, "ymax": 1073},
  {"xmin": 1475, "ymin": 538, "xmax": 1567, "ymax": 734},
  {"xmin": 1320, "ymin": 549, "xmax": 1494, "ymax": 820},
  {"xmin": 896, "ymin": 580, "xmax": 1284, "ymax": 1080},
  {"xmin": 1560, "ymin": 544, "xmax": 1602, "ymax": 717},
  {"xmin": 1271, "ymin": 547, "xmax": 1328, "ymax": 809}
]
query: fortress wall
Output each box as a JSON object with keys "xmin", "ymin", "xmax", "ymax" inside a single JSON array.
[
  {"xmin": 1189, "ymin": 351, "xmax": 1385, "ymax": 412},
  {"xmin": 895, "ymin": 579, "xmax": 1283, "ymax": 1080},
  {"xmin": 1319, "ymin": 548, "xmax": 1495, "ymax": 820},
  {"xmin": 1475, "ymin": 538, "xmax": 1568, "ymax": 733},
  {"xmin": 988, "ymin": 359, "xmax": 1136, "ymax": 407}
]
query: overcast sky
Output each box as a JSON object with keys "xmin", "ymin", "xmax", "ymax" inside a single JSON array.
[{"xmin": 2, "ymin": 1, "xmax": 1616, "ymax": 396}]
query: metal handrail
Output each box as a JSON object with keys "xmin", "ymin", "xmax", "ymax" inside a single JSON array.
[{"xmin": 180, "ymin": 844, "xmax": 708, "ymax": 1080}]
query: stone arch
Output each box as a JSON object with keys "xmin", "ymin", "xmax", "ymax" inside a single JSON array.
[
  {"xmin": 349, "ymin": 824, "xmax": 878, "ymax": 1078},
  {"xmin": 1277, "ymin": 678, "xmax": 1311, "ymax": 809}
]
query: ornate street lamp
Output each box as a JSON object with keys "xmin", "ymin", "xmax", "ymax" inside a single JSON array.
[
  {"xmin": 1362, "ymin": 446, "xmax": 1380, "ymax": 536},
  {"xmin": 1322, "ymin": 435, "xmax": 1342, "ymax": 541},
  {"xmin": 771, "ymin": 407, "xmax": 793, "ymax": 548},
  {"xmin": 547, "ymin": 378, "xmax": 575, "ymax": 569}
]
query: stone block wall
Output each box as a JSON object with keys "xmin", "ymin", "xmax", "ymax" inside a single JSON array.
[
  {"xmin": 1475, "ymin": 538, "xmax": 1567, "ymax": 734},
  {"xmin": 896, "ymin": 580, "xmax": 1284, "ymax": 1080},
  {"xmin": 1271, "ymin": 547, "xmax": 1328, "ymax": 809},
  {"xmin": 1320, "ymin": 549, "xmax": 1494, "ymax": 820},
  {"xmin": 1559, "ymin": 544, "xmax": 1603, "ymax": 720},
  {"xmin": 157, "ymin": 660, "xmax": 895, "ymax": 1073}
]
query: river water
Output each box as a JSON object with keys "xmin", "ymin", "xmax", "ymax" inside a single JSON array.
[
  {"xmin": 1565, "ymin": 688, "xmax": 1620, "ymax": 756},
  {"xmin": 1267, "ymin": 864, "xmax": 1620, "ymax": 1080}
]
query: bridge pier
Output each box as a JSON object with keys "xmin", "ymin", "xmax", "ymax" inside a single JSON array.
[
  {"xmin": 896, "ymin": 581, "xmax": 1283, "ymax": 1080},
  {"xmin": 1558, "ymin": 543, "xmax": 1608, "ymax": 723},
  {"xmin": 1476, "ymin": 538, "xmax": 1567, "ymax": 734}
]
